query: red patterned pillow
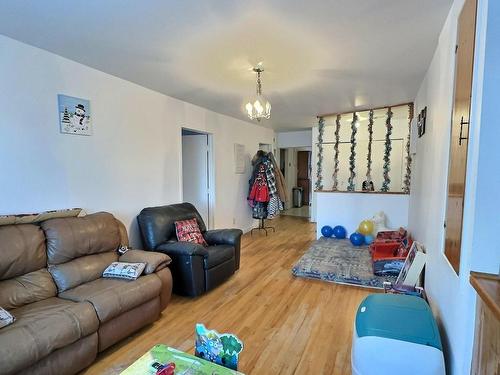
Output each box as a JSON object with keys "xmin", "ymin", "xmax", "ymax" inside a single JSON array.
[{"xmin": 174, "ymin": 218, "xmax": 208, "ymax": 246}]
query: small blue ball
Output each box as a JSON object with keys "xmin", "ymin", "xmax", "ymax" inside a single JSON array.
[
  {"xmin": 350, "ymin": 232, "xmax": 365, "ymax": 246},
  {"xmin": 332, "ymin": 225, "xmax": 347, "ymax": 239},
  {"xmin": 321, "ymin": 225, "xmax": 334, "ymax": 238},
  {"xmin": 364, "ymin": 235, "xmax": 375, "ymax": 245}
]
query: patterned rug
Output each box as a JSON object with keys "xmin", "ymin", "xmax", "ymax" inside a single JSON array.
[{"xmin": 292, "ymin": 237, "xmax": 396, "ymax": 289}]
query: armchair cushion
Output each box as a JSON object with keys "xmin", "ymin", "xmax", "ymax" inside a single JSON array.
[
  {"xmin": 156, "ymin": 241, "xmax": 208, "ymax": 257},
  {"xmin": 204, "ymin": 245, "xmax": 235, "ymax": 269},
  {"xmin": 204, "ymin": 229, "xmax": 243, "ymax": 246},
  {"xmin": 119, "ymin": 250, "xmax": 171, "ymax": 274},
  {"xmin": 174, "ymin": 218, "xmax": 208, "ymax": 246}
]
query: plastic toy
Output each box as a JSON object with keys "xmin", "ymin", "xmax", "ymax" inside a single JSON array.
[
  {"xmin": 357, "ymin": 220, "xmax": 374, "ymax": 236},
  {"xmin": 332, "ymin": 225, "xmax": 347, "ymax": 239},
  {"xmin": 156, "ymin": 363, "xmax": 176, "ymax": 375},
  {"xmin": 370, "ymin": 229, "xmax": 411, "ymax": 276},
  {"xmin": 321, "ymin": 225, "xmax": 334, "ymax": 238},
  {"xmin": 371, "ymin": 211, "xmax": 390, "ymax": 234},
  {"xmin": 195, "ymin": 324, "xmax": 243, "ymax": 371},
  {"xmin": 350, "ymin": 232, "xmax": 365, "ymax": 246},
  {"xmin": 364, "ymin": 235, "xmax": 374, "ymax": 245}
]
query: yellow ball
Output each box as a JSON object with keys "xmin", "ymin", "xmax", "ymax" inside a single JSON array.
[{"xmin": 358, "ymin": 220, "xmax": 374, "ymax": 236}]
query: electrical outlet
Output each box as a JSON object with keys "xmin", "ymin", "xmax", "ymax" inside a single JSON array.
[{"xmin": 233, "ymin": 218, "xmax": 236, "ymax": 225}]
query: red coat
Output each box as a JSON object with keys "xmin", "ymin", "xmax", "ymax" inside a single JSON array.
[{"xmin": 248, "ymin": 174, "xmax": 269, "ymax": 203}]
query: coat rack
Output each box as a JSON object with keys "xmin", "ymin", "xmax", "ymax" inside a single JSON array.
[{"xmin": 251, "ymin": 218, "xmax": 275, "ymax": 236}]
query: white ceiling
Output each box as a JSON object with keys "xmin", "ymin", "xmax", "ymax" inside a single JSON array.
[{"xmin": 0, "ymin": 0, "xmax": 452, "ymax": 130}]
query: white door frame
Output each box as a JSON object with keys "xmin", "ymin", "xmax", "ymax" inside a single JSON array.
[{"xmin": 180, "ymin": 128, "xmax": 215, "ymax": 229}]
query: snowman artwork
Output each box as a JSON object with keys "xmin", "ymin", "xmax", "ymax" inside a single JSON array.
[{"xmin": 58, "ymin": 94, "xmax": 92, "ymax": 135}]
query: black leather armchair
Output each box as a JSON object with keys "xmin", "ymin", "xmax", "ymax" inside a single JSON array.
[{"xmin": 137, "ymin": 203, "xmax": 242, "ymax": 297}]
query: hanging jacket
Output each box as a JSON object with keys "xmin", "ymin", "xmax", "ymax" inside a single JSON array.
[
  {"xmin": 268, "ymin": 152, "xmax": 288, "ymax": 203},
  {"xmin": 248, "ymin": 176, "xmax": 269, "ymax": 203},
  {"xmin": 248, "ymin": 164, "xmax": 270, "ymax": 204}
]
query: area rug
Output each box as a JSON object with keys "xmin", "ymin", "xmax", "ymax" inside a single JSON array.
[{"xmin": 292, "ymin": 237, "xmax": 397, "ymax": 289}]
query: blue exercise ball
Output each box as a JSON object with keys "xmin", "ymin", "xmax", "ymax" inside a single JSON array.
[
  {"xmin": 350, "ymin": 232, "xmax": 365, "ymax": 246},
  {"xmin": 364, "ymin": 234, "xmax": 375, "ymax": 245},
  {"xmin": 321, "ymin": 225, "xmax": 334, "ymax": 238},
  {"xmin": 333, "ymin": 225, "xmax": 347, "ymax": 239}
]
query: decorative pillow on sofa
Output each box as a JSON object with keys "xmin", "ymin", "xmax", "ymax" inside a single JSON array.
[
  {"xmin": 103, "ymin": 262, "xmax": 146, "ymax": 281},
  {"xmin": 174, "ymin": 218, "xmax": 208, "ymax": 246},
  {"xmin": 0, "ymin": 307, "xmax": 15, "ymax": 329}
]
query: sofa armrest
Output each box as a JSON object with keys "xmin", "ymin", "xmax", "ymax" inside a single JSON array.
[
  {"xmin": 204, "ymin": 229, "xmax": 243, "ymax": 246},
  {"xmin": 156, "ymin": 241, "xmax": 208, "ymax": 257},
  {"xmin": 119, "ymin": 249, "xmax": 171, "ymax": 274}
]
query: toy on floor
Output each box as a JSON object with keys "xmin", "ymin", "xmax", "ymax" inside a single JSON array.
[
  {"xmin": 357, "ymin": 220, "xmax": 374, "ymax": 236},
  {"xmin": 370, "ymin": 229, "xmax": 410, "ymax": 276},
  {"xmin": 152, "ymin": 362, "xmax": 176, "ymax": 375},
  {"xmin": 383, "ymin": 281, "xmax": 426, "ymax": 299},
  {"xmin": 333, "ymin": 225, "xmax": 347, "ymax": 239},
  {"xmin": 364, "ymin": 235, "xmax": 374, "ymax": 245},
  {"xmin": 371, "ymin": 211, "xmax": 390, "ymax": 235},
  {"xmin": 195, "ymin": 324, "xmax": 243, "ymax": 371},
  {"xmin": 321, "ymin": 225, "xmax": 334, "ymax": 238},
  {"xmin": 350, "ymin": 232, "xmax": 365, "ymax": 246}
]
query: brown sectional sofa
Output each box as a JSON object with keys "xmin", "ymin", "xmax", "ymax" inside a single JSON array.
[{"xmin": 0, "ymin": 212, "xmax": 173, "ymax": 375}]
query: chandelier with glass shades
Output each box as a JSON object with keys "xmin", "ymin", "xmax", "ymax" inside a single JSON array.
[{"xmin": 245, "ymin": 65, "xmax": 271, "ymax": 121}]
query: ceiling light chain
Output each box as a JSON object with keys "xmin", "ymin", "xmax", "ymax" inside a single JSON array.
[{"xmin": 256, "ymin": 69, "xmax": 262, "ymax": 95}]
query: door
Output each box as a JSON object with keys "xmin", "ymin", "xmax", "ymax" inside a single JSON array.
[
  {"xmin": 297, "ymin": 151, "xmax": 311, "ymax": 205},
  {"xmin": 444, "ymin": 0, "xmax": 477, "ymax": 274},
  {"xmin": 182, "ymin": 130, "xmax": 210, "ymax": 227}
]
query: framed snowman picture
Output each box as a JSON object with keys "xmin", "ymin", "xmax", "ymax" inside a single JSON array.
[{"xmin": 57, "ymin": 94, "xmax": 92, "ymax": 135}]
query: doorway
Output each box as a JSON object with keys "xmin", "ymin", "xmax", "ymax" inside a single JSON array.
[
  {"xmin": 279, "ymin": 147, "xmax": 311, "ymax": 218},
  {"xmin": 297, "ymin": 151, "xmax": 311, "ymax": 206},
  {"xmin": 181, "ymin": 128, "xmax": 214, "ymax": 229}
]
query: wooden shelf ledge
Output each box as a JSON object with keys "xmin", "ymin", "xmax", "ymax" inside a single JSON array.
[
  {"xmin": 470, "ymin": 271, "xmax": 500, "ymax": 321},
  {"xmin": 314, "ymin": 190, "xmax": 409, "ymax": 196}
]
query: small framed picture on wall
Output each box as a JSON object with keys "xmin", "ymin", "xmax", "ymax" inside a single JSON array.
[{"xmin": 58, "ymin": 94, "xmax": 92, "ymax": 136}]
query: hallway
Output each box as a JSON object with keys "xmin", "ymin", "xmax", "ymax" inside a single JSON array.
[{"xmin": 281, "ymin": 205, "xmax": 310, "ymax": 218}]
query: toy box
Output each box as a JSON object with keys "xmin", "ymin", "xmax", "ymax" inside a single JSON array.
[
  {"xmin": 352, "ymin": 294, "xmax": 445, "ymax": 375},
  {"xmin": 370, "ymin": 238, "xmax": 411, "ymax": 276}
]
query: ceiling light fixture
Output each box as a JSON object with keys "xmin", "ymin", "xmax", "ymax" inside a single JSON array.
[{"xmin": 245, "ymin": 64, "xmax": 271, "ymax": 121}]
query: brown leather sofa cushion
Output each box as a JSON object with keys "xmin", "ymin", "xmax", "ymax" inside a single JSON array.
[
  {"xmin": 0, "ymin": 269, "xmax": 57, "ymax": 309},
  {"xmin": 119, "ymin": 249, "xmax": 171, "ymax": 274},
  {"xmin": 0, "ymin": 297, "xmax": 99, "ymax": 375},
  {"xmin": 0, "ymin": 224, "xmax": 46, "ymax": 280},
  {"xmin": 59, "ymin": 274, "xmax": 162, "ymax": 323},
  {"xmin": 48, "ymin": 251, "xmax": 118, "ymax": 292},
  {"xmin": 42, "ymin": 212, "xmax": 121, "ymax": 265},
  {"xmin": 24, "ymin": 332, "xmax": 98, "ymax": 375}
]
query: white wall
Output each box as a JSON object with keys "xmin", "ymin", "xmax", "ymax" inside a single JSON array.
[
  {"xmin": 0, "ymin": 35, "xmax": 274, "ymax": 246},
  {"xmin": 311, "ymin": 126, "xmax": 318, "ymax": 222},
  {"xmin": 284, "ymin": 148, "xmax": 298, "ymax": 210},
  {"xmin": 467, "ymin": 0, "xmax": 500, "ymax": 274},
  {"xmin": 316, "ymin": 192, "xmax": 409, "ymax": 239},
  {"xmin": 277, "ymin": 130, "xmax": 312, "ymax": 148},
  {"xmin": 408, "ymin": 0, "xmax": 499, "ymax": 373},
  {"xmin": 182, "ymin": 133, "xmax": 210, "ymax": 227}
]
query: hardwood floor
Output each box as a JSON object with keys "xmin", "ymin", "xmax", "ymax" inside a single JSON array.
[{"xmin": 83, "ymin": 216, "xmax": 373, "ymax": 375}]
